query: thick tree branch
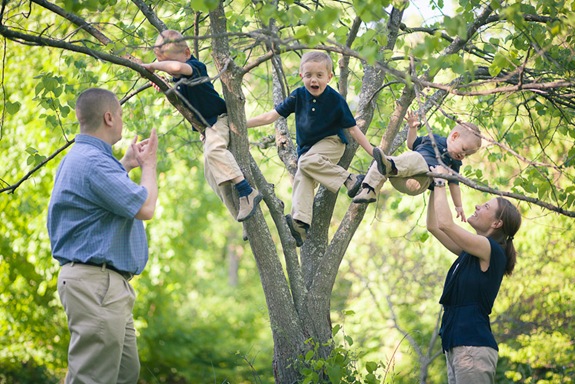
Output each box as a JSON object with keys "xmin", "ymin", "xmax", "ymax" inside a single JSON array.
[
  {"xmin": 337, "ymin": 16, "xmax": 361, "ymax": 97},
  {"xmin": 430, "ymin": 172, "xmax": 575, "ymax": 217},
  {"xmin": 31, "ymin": 0, "xmax": 111, "ymax": 44},
  {"xmin": 130, "ymin": 0, "xmax": 167, "ymax": 32},
  {"xmin": 418, "ymin": 78, "xmax": 575, "ymax": 96},
  {"xmin": 0, "ymin": 24, "xmax": 203, "ymax": 130},
  {"xmin": 314, "ymin": 4, "xmax": 408, "ymax": 300}
]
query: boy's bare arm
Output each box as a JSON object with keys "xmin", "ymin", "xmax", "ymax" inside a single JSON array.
[
  {"xmin": 142, "ymin": 60, "xmax": 193, "ymax": 77},
  {"xmin": 406, "ymin": 111, "xmax": 421, "ymax": 150},
  {"xmin": 449, "ymin": 183, "xmax": 467, "ymax": 222},
  {"xmin": 246, "ymin": 110, "xmax": 280, "ymax": 128},
  {"xmin": 348, "ymin": 125, "xmax": 374, "ymax": 156}
]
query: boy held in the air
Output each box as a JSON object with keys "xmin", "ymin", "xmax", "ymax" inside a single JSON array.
[{"xmin": 355, "ymin": 111, "xmax": 482, "ymax": 222}]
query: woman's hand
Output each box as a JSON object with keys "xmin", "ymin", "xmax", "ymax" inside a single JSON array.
[{"xmin": 431, "ymin": 165, "xmax": 449, "ymax": 187}]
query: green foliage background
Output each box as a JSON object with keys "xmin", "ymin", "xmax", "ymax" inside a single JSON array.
[{"xmin": 1, "ymin": 0, "xmax": 575, "ymax": 383}]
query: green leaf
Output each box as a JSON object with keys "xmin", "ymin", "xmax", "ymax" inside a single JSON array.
[
  {"xmin": 5, "ymin": 101, "xmax": 21, "ymax": 115},
  {"xmin": 344, "ymin": 334, "xmax": 353, "ymax": 346},
  {"xmin": 304, "ymin": 349, "xmax": 314, "ymax": 362},
  {"xmin": 353, "ymin": 0, "xmax": 388, "ymax": 22},
  {"xmin": 419, "ymin": 231, "xmax": 430, "ymax": 242},
  {"xmin": 343, "ymin": 309, "xmax": 355, "ymax": 316},
  {"xmin": 332, "ymin": 324, "xmax": 342, "ymax": 336},
  {"xmin": 190, "ymin": 0, "xmax": 219, "ymax": 12},
  {"xmin": 444, "ymin": 16, "xmax": 467, "ymax": 39},
  {"xmin": 366, "ymin": 361, "xmax": 378, "ymax": 373},
  {"xmin": 326, "ymin": 364, "xmax": 342, "ymax": 384}
]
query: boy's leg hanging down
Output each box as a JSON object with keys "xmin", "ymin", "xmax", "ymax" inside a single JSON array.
[
  {"xmin": 353, "ymin": 162, "xmax": 386, "ymax": 204},
  {"xmin": 203, "ymin": 115, "xmax": 262, "ymax": 221},
  {"xmin": 235, "ymin": 179, "xmax": 263, "ymax": 222}
]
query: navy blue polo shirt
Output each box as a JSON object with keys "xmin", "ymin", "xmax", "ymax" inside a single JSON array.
[
  {"xmin": 413, "ymin": 134, "xmax": 461, "ymax": 187},
  {"xmin": 438, "ymin": 237, "xmax": 507, "ymax": 352},
  {"xmin": 173, "ymin": 56, "xmax": 227, "ymax": 127},
  {"xmin": 275, "ymin": 85, "xmax": 356, "ymax": 157}
]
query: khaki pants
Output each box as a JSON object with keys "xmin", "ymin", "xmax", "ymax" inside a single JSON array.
[
  {"xmin": 292, "ymin": 135, "xmax": 347, "ymax": 225},
  {"xmin": 203, "ymin": 114, "xmax": 244, "ymax": 217},
  {"xmin": 446, "ymin": 346, "xmax": 498, "ymax": 384},
  {"xmin": 363, "ymin": 151, "xmax": 431, "ymax": 196},
  {"xmin": 58, "ymin": 263, "xmax": 139, "ymax": 384}
]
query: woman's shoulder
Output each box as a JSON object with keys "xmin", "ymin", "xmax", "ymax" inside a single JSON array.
[
  {"xmin": 486, "ymin": 236, "xmax": 507, "ymax": 267},
  {"xmin": 487, "ymin": 237, "xmax": 504, "ymax": 252}
]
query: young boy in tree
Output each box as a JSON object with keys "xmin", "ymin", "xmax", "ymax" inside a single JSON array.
[
  {"xmin": 142, "ymin": 30, "xmax": 262, "ymax": 222},
  {"xmin": 354, "ymin": 111, "xmax": 482, "ymax": 222},
  {"xmin": 247, "ymin": 51, "xmax": 383, "ymax": 246}
]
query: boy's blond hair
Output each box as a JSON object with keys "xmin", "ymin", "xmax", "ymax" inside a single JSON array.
[
  {"xmin": 154, "ymin": 30, "xmax": 189, "ymax": 57},
  {"xmin": 452, "ymin": 122, "xmax": 482, "ymax": 150},
  {"xmin": 299, "ymin": 51, "xmax": 333, "ymax": 74}
]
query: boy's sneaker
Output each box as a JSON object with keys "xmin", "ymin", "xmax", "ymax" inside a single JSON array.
[
  {"xmin": 285, "ymin": 214, "xmax": 308, "ymax": 247},
  {"xmin": 353, "ymin": 186, "xmax": 377, "ymax": 204},
  {"xmin": 346, "ymin": 174, "xmax": 365, "ymax": 198},
  {"xmin": 237, "ymin": 189, "xmax": 263, "ymax": 222},
  {"xmin": 373, "ymin": 147, "xmax": 392, "ymax": 176}
]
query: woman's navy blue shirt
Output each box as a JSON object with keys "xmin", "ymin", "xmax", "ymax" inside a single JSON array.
[{"xmin": 439, "ymin": 237, "xmax": 506, "ymax": 352}]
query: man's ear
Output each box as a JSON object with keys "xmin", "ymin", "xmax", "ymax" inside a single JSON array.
[{"xmin": 103, "ymin": 111, "xmax": 114, "ymax": 127}]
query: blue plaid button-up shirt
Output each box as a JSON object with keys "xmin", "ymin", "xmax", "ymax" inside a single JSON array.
[{"xmin": 47, "ymin": 134, "xmax": 149, "ymax": 274}]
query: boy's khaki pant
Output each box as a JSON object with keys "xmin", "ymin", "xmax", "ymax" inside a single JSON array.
[
  {"xmin": 292, "ymin": 135, "xmax": 347, "ymax": 225},
  {"xmin": 58, "ymin": 263, "xmax": 139, "ymax": 384},
  {"xmin": 445, "ymin": 346, "xmax": 498, "ymax": 384},
  {"xmin": 203, "ymin": 114, "xmax": 245, "ymax": 217},
  {"xmin": 363, "ymin": 151, "xmax": 431, "ymax": 196}
]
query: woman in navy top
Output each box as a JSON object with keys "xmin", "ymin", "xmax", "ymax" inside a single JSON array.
[{"xmin": 427, "ymin": 165, "xmax": 522, "ymax": 383}]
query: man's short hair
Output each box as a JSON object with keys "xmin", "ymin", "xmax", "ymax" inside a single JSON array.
[{"xmin": 76, "ymin": 88, "xmax": 119, "ymax": 133}]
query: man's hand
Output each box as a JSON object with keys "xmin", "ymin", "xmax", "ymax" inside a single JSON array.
[
  {"xmin": 134, "ymin": 129, "xmax": 158, "ymax": 170},
  {"xmin": 120, "ymin": 135, "xmax": 148, "ymax": 172}
]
